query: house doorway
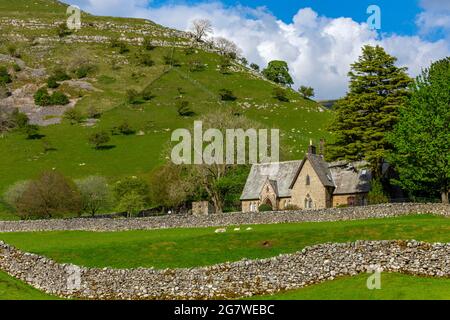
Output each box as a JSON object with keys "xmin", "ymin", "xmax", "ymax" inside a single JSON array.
[{"xmin": 263, "ymin": 198, "xmax": 274, "ymax": 210}]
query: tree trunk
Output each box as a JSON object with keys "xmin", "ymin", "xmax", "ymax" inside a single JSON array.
[{"xmin": 442, "ymin": 191, "xmax": 449, "ymax": 204}]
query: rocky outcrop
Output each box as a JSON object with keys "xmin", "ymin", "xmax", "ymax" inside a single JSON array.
[
  {"xmin": 1, "ymin": 240, "xmax": 450, "ymax": 300},
  {"xmin": 0, "ymin": 203, "xmax": 449, "ymax": 233}
]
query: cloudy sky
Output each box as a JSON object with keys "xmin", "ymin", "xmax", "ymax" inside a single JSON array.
[{"xmin": 64, "ymin": 0, "xmax": 450, "ymax": 99}]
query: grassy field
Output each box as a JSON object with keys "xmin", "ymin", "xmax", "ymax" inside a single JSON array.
[
  {"xmin": 0, "ymin": 215, "xmax": 449, "ymax": 269},
  {"xmin": 252, "ymin": 273, "xmax": 450, "ymax": 300},
  {"xmin": 0, "ymin": 271, "xmax": 58, "ymax": 300}
]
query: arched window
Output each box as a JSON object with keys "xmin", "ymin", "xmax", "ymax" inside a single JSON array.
[
  {"xmin": 304, "ymin": 194, "xmax": 313, "ymax": 209},
  {"xmin": 306, "ymin": 175, "xmax": 310, "ymax": 186}
]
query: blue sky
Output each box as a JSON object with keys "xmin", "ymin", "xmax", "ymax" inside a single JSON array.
[
  {"xmin": 68, "ymin": 0, "xmax": 450, "ymax": 98},
  {"xmin": 149, "ymin": 0, "xmax": 423, "ymax": 36}
]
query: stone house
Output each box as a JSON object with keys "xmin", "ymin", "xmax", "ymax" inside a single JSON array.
[{"xmin": 240, "ymin": 145, "xmax": 372, "ymax": 212}]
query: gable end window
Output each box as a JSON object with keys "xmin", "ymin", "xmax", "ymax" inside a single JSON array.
[{"xmin": 306, "ymin": 175, "xmax": 311, "ymax": 186}]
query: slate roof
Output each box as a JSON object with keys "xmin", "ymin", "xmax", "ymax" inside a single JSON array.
[
  {"xmin": 289, "ymin": 153, "xmax": 335, "ymax": 189},
  {"xmin": 329, "ymin": 161, "xmax": 372, "ymax": 194},
  {"xmin": 240, "ymin": 156, "xmax": 371, "ymax": 200},
  {"xmin": 240, "ymin": 161, "xmax": 303, "ymax": 200}
]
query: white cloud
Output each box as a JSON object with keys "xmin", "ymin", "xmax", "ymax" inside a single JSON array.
[
  {"xmin": 417, "ymin": 0, "xmax": 450, "ymax": 35},
  {"xmin": 65, "ymin": 1, "xmax": 450, "ymax": 99}
]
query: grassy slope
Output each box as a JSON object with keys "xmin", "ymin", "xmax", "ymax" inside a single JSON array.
[
  {"xmin": 252, "ymin": 273, "xmax": 450, "ymax": 300},
  {"xmin": 0, "ymin": 0, "xmax": 332, "ymax": 219},
  {"xmin": 0, "ymin": 215, "xmax": 449, "ymax": 269},
  {"xmin": 0, "ymin": 271, "xmax": 57, "ymax": 300}
]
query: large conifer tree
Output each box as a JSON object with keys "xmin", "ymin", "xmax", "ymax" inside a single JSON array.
[{"xmin": 327, "ymin": 45, "xmax": 412, "ymax": 176}]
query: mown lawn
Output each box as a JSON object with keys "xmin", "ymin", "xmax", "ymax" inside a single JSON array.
[
  {"xmin": 252, "ymin": 273, "xmax": 450, "ymax": 300},
  {"xmin": 0, "ymin": 271, "xmax": 58, "ymax": 300},
  {"xmin": 0, "ymin": 215, "xmax": 449, "ymax": 269}
]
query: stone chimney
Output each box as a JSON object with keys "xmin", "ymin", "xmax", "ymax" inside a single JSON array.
[{"xmin": 308, "ymin": 139, "xmax": 316, "ymax": 155}]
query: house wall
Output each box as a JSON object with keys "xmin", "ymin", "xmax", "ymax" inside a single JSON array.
[
  {"xmin": 332, "ymin": 193, "xmax": 368, "ymax": 207},
  {"xmin": 291, "ymin": 159, "xmax": 331, "ymax": 209}
]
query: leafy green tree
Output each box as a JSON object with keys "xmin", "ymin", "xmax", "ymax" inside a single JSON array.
[
  {"xmin": 117, "ymin": 191, "xmax": 146, "ymax": 217},
  {"xmin": 327, "ymin": 45, "xmax": 412, "ymax": 176},
  {"xmin": 299, "ymin": 86, "xmax": 315, "ymax": 99},
  {"xmin": 75, "ymin": 176, "xmax": 111, "ymax": 216},
  {"xmin": 388, "ymin": 57, "xmax": 450, "ymax": 203},
  {"xmin": 262, "ymin": 60, "xmax": 294, "ymax": 86},
  {"xmin": 113, "ymin": 176, "xmax": 149, "ymax": 203},
  {"xmin": 88, "ymin": 131, "xmax": 110, "ymax": 149},
  {"xmin": 250, "ymin": 63, "xmax": 260, "ymax": 72}
]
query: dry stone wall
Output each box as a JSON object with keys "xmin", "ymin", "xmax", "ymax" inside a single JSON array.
[
  {"xmin": 1, "ymin": 240, "xmax": 450, "ymax": 300},
  {"xmin": 0, "ymin": 203, "xmax": 449, "ymax": 233}
]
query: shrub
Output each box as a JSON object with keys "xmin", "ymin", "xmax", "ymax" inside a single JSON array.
[
  {"xmin": 258, "ymin": 204, "xmax": 272, "ymax": 212},
  {"xmin": 0, "ymin": 66, "xmax": 12, "ymax": 84},
  {"xmin": 34, "ymin": 88, "xmax": 51, "ymax": 106},
  {"xmin": 13, "ymin": 63, "xmax": 21, "ymax": 72},
  {"xmin": 273, "ymin": 87, "xmax": 289, "ymax": 102},
  {"xmin": 63, "ymin": 108, "xmax": 84, "ymax": 124},
  {"xmin": 87, "ymin": 106, "xmax": 101, "ymax": 119},
  {"xmin": 7, "ymin": 45, "xmax": 20, "ymax": 58},
  {"xmin": 47, "ymin": 77, "xmax": 59, "ymax": 89},
  {"xmin": 57, "ymin": 22, "xmax": 72, "ymax": 38},
  {"xmin": 74, "ymin": 64, "xmax": 97, "ymax": 79},
  {"xmin": 0, "ymin": 83, "xmax": 11, "ymax": 98},
  {"xmin": 112, "ymin": 121, "xmax": 135, "ymax": 135},
  {"xmin": 184, "ymin": 47, "xmax": 195, "ymax": 55},
  {"xmin": 11, "ymin": 109, "xmax": 29, "ymax": 129},
  {"xmin": 111, "ymin": 38, "xmax": 129, "ymax": 54},
  {"xmin": 219, "ymin": 57, "xmax": 232, "ymax": 74},
  {"xmin": 219, "ymin": 88, "xmax": 237, "ymax": 101},
  {"xmin": 51, "ymin": 68, "xmax": 71, "ymax": 81},
  {"xmin": 50, "ymin": 91, "xmax": 70, "ymax": 105},
  {"xmin": 298, "ymin": 86, "xmax": 315, "ymax": 99},
  {"xmin": 142, "ymin": 37, "xmax": 156, "ymax": 51},
  {"xmin": 139, "ymin": 53, "xmax": 154, "ymax": 67},
  {"xmin": 141, "ymin": 85, "xmax": 154, "ymax": 101},
  {"xmin": 177, "ymin": 100, "xmax": 195, "ymax": 117},
  {"xmin": 88, "ymin": 131, "xmax": 111, "ymax": 149},
  {"xmin": 188, "ymin": 59, "xmax": 205, "ymax": 72},
  {"xmin": 24, "ymin": 124, "xmax": 40, "ymax": 139},
  {"xmin": 75, "ymin": 176, "xmax": 111, "ymax": 217},
  {"xmin": 126, "ymin": 89, "xmax": 143, "ymax": 105},
  {"xmin": 16, "ymin": 171, "xmax": 81, "ymax": 219},
  {"xmin": 163, "ymin": 54, "xmax": 179, "ymax": 66}
]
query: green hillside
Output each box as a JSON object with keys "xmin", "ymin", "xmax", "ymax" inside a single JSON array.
[{"xmin": 0, "ymin": 0, "xmax": 332, "ymax": 217}]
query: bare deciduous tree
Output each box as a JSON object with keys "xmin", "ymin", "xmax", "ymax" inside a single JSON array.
[
  {"xmin": 214, "ymin": 37, "xmax": 241, "ymax": 58},
  {"xmin": 190, "ymin": 19, "xmax": 213, "ymax": 42}
]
